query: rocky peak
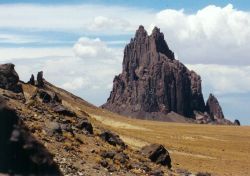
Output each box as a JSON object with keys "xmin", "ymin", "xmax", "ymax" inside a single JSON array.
[
  {"xmin": 135, "ymin": 25, "xmax": 148, "ymax": 40},
  {"xmin": 206, "ymin": 94, "xmax": 224, "ymax": 120},
  {"xmin": 151, "ymin": 26, "xmax": 175, "ymax": 60},
  {"xmin": 103, "ymin": 26, "xmax": 206, "ymax": 119}
]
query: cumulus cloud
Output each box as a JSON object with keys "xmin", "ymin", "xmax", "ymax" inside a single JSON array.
[
  {"xmin": 150, "ymin": 4, "xmax": 250, "ymax": 65},
  {"xmin": 73, "ymin": 37, "xmax": 122, "ymax": 61}
]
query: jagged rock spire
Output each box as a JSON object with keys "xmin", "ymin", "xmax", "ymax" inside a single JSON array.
[
  {"xmin": 37, "ymin": 71, "xmax": 44, "ymax": 88},
  {"xmin": 206, "ymin": 94, "xmax": 224, "ymax": 120},
  {"xmin": 102, "ymin": 26, "xmax": 206, "ymax": 120}
]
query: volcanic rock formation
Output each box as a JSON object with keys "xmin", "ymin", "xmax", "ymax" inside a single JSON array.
[
  {"xmin": 102, "ymin": 26, "xmax": 228, "ymax": 123},
  {"xmin": 102, "ymin": 26, "xmax": 207, "ymax": 120},
  {"xmin": 0, "ymin": 63, "xmax": 21, "ymax": 92},
  {"xmin": 206, "ymin": 94, "xmax": 224, "ymax": 120}
]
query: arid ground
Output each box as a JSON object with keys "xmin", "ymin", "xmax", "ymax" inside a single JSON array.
[
  {"xmin": 92, "ymin": 111, "xmax": 250, "ymax": 176},
  {"xmin": 48, "ymin": 83, "xmax": 250, "ymax": 176}
]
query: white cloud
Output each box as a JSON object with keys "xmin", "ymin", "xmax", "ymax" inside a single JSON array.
[
  {"xmin": 0, "ymin": 47, "xmax": 73, "ymax": 61},
  {"xmin": 0, "ymin": 34, "xmax": 41, "ymax": 44},
  {"xmin": 61, "ymin": 77, "xmax": 91, "ymax": 90},
  {"xmin": 187, "ymin": 64, "xmax": 250, "ymax": 95},
  {"xmin": 1, "ymin": 3, "xmax": 249, "ymax": 65},
  {"xmin": 151, "ymin": 4, "xmax": 250, "ymax": 65},
  {"xmin": 0, "ymin": 4, "xmax": 154, "ymax": 34},
  {"xmin": 73, "ymin": 37, "xmax": 122, "ymax": 61},
  {"xmin": 88, "ymin": 16, "xmax": 131, "ymax": 32}
]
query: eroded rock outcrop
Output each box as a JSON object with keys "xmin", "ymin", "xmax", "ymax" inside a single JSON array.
[
  {"xmin": 0, "ymin": 63, "xmax": 21, "ymax": 92},
  {"xmin": 206, "ymin": 94, "xmax": 224, "ymax": 120},
  {"xmin": 28, "ymin": 74, "xmax": 35, "ymax": 85},
  {"xmin": 102, "ymin": 26, "xmax": 205, "ymax": 119},
  {"xmin": 37, "ymin": 71, "xmax": 44, "ymax": 88}
]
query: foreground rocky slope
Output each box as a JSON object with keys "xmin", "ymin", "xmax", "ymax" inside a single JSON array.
[
  {"xmin": 0, "ymin": 96, "xmax": 61, "ymax": 175},
  {"xmin": 1, "ymin": 63, "xmax": 213, "ymax": 175},
  {"xmin": 102, "ymin": 26, "xmax": 236, "ymax": 125}
]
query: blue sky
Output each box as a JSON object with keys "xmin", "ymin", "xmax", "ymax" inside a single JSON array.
[
  {"xmin": 1, "ymin": 0, "xmax": 250, "ymax": 11},
  {"xmin": 0, "ymin": 0, "xmax": 250, "ymax": 125}
]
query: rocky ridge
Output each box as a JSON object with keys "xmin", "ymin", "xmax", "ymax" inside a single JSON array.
[{"xmin": 102, "ymin": 26, "xmax": 236, "ymax": 125}]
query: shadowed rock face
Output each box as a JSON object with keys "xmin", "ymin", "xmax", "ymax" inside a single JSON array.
[
  {"xmin": 206, "ymin": 94, "xmax": 224, "ymax": 120},
  {"xmin": 0, "ymin": 63, "xmax": 20, "ymax": 92},
  {"xmin": 0, "ymin": 96, "xmax": 61, "ymax": 175},
  {"xmin": 102, "ymin": 26, "xmax": 205, "ymax": 119}
]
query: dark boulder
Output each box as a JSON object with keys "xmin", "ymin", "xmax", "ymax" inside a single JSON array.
[
  {"xmin": 75, "ymin": 117, "xmax": 93, "ymax": 134},
  {"xmin": 141, "ymin": 144, "xmax": 171, "ymax": 168},
  {"xmin": 206, "ymin": 94, "xmax": 224, "ymax": 120},
  {"xmin": 0, "ymin": 63, "xmax": 21, "ymax": 92},
  {"xmin": 102, "ymin": 26, "xmax": 206, "ymax": 120},
  {"xmin": 234, "ymin": 119, "xmax": 241, "ymax": 126},
  {"xmin": 99, "ymin": 131, "xmax": 125, "ymax": 148},
  {"xmin": 52, "ymin": 104, "xmax": 75, "ymax": 117},
  {"xmin": 38, "ymin": 89, "xmax": 61, "ymax": 104},
  {"xmin": 0, "ymin": 96, "xmax": 61, "ymax": 175},
  {"xmin": 37, "ymin": 71, "xmax": 44, "ymax": 88}
]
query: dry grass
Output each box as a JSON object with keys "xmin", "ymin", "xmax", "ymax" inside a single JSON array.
[
  {"xmin": 93, "ymin": 114, "xmax": 250, "ymax": 176},
  {"xmin": 47, "ymin": 83, "xmax": 250, "ymax": 176}
]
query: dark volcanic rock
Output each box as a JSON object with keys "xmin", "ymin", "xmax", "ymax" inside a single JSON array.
[
  {"xmin": 206, "ymin": 94, "xmax": 224, "ymax": 120},
  {"xmin": 28, "ymin": 74, "xmax": 35, "ymax": 85},
  {"xmin": 102, "ymin": 26, "xmax": 205, "ymax": 119},
  {"xmin": 234, "ymin": 119, "xmax": 241, "ymax": 126},
  {"xmin": 0, "ymin": 96, "xmax": 61, "ymax": 175},
  {"xmin": 52, "ymin": 104, "xmax": 76, "ymax": 117},
  {"xmin": 99, "ymin": 131, "xmax": 125, "ymax": 148},
  {"xmin": 37, "ymin": 71, "xmax": 44, "ymax": 88},
  {"xmin": 0, "ymin": 63, "xmax": 21, "ymax": 92},
  {"xmin": 141, "ymin": 144, "xmax": 171, "ymax": 168},
  {"xmin": 76, "ymin": 118, "xmax": 93, "ymax": 134},
  {"xmin": 38, "ymin": 89, "xmax": 61, "ymax": 104}
]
